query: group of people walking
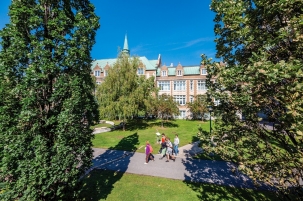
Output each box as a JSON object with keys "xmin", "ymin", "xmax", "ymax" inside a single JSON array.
[{"xmin": 144, "ymin": 133, "xmax": 179, "ymax": 164}]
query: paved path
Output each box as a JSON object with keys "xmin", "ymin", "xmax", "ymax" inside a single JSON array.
[
  {"xmin": 89, "ymin": 143, "xmax": 272, "ymax": 190},
  {"xmin": 89, "ymin": 123, "xmax": 272, "ymax": 190}
]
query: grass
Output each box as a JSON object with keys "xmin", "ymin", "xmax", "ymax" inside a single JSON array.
[
  {"xmin": 79, "ymin": 169, "xmax": 278, "ymax": 201},
  {"xmin": 91, "ymin": 123, "xmax": 113, "ymax": 129},
  {"xmin": 92, "ymin": 119, "xmax": 210, "ymax": 153}
]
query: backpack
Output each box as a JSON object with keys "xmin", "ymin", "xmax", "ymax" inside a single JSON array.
[{"xmin": 150, "ymin": 145, "xmax": 153, "ymax": 153}]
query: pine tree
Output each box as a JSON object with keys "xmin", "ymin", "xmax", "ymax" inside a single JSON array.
[
  {"xmin": 0, "ymin": 0, "xmax": 99, "ymax": 200},
  {"xmin": 201, "ymin": 0, "xmax": 303, "ymax": 199}
]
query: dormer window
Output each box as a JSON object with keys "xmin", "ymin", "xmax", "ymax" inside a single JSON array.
[
  {"xmin": 137, "ymin": 68, "xmax": 144, "ymax": 75},
  {"xmin": 177, "ymin": 70, "xmax": 182, "ymax": 76},
  {"xmin": 201, "ymin": 69, "xmax": 207, "ymax": 75},
  {"xmin": 94, "ymin": 70, "xmax": 100, "ymax": 77},
  {"xmin": 162, "ymin": 70, "xmax": 167, "ymax": 76},
  {"xmin": 104, "ymin": 70, "xmax": 108, "ymax": 77}
]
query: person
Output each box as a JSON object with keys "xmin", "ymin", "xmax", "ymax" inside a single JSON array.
[
  {"xmin": 173, "ymin": 134, "xmax": 179, "ymax": 156},
  {"xmin": 158, "ymin": 133, "xmax": 166, "ymax": 154},
  {"xmin": 165, "ymin": 137, "xmax": 175, "ymax": 162},
  {"xmin": 144, "ymin": 141, "xmax": 154, "ymax": 164}
]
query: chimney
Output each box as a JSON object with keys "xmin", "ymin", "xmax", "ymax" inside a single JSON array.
[{"xmin": 170, "ymin": 63, "xmax": 173, "ymax": 67}]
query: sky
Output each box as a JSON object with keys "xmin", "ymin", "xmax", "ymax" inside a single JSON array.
[{"xmin": 0, "ymin": 0, "xmax": 218, "ymax": 66}]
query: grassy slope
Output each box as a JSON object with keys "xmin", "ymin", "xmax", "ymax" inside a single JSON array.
[
  {"xmin": 79, "ymin": 169, "xmax": 278, "ymax": 201},
  {"xmin": 92, "ymin": 119, "xmax": 210, "ymax": 153}
]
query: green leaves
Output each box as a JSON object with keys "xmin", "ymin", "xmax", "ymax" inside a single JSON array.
[
  {"xmin": 0, "ymin": 0, "xmax": 99, "ymax": 200},
  {"xmin": 201, "ymin": 0, "xmax": 303, "ymax": 198}
]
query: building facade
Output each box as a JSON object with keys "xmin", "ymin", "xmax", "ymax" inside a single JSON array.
[{"xmin": 91, "ymin": 35, "xmax": 215, "ymax": 119}]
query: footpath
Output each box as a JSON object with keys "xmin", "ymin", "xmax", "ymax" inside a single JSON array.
[
  {"xmin": 90, "ymin": 143, "xmax": 271, "ymax": 190},
  {"xmin": 90, "ymin": 124, "xmax": 272, "ymax": 190}
]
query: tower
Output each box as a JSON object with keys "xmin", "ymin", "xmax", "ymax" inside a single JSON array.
[{"xmin": 121, "ymin": 34, "xmax": 130, "ymax": 55}]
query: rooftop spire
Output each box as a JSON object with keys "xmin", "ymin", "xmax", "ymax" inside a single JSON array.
[{"xmin": 122, "ymin": 34, "xmax": 130, "ymax": 55}]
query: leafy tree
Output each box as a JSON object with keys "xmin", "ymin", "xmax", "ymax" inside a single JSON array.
[
  {"xmin": 200, "ymin": 0, "xmax": 303, "ymax": 199},
  {"xmin": 0, "ymin": 0, "xmax": 99, "ymax": 200},
  {"xmin": 150, "ymin": 94, "xmax": 179, "ymax": 127},
  {"xmin": 186, "ymin": 94, "xmax": 208, "ymax": 121},
  {"xmin": 96, "ymin": 54, "xmax": 157, "ymax": 130}
]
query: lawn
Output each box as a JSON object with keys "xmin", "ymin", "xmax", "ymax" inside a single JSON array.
[
  {"xmin": 92, "ymin": 119, "xmax": 210, "ymax": 153},
  {"xmin": 79, "ymin": 169, "xmax": 278, "ymax": 201}
]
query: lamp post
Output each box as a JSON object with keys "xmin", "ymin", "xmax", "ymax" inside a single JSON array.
[{"xmin": 208, "ymin": 107, "xmax": 213, "ymax": 133}]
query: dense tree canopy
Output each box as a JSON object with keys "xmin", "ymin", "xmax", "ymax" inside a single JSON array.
[
  {"xmin": 186, "ymin": 94, "xmax": 208, "ymax": 121},
  {"xmin": 0, "ymin": 0, "xmax": 99, "ymax": 200},
  {"xmin": 96, "ymin": 54, "xmax": 157, "ymax": 129},
  {"xmin": 150, "ymin": 94, "xmax": 179, "ymax": 127},
  {"xmin": 201, "ymin": 0, "xmax": 303, "ymax": 199}
]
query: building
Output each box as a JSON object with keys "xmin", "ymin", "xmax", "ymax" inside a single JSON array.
[{"xmin": 91, "ymin": 35, "xmax": 215, "ymax": 119}]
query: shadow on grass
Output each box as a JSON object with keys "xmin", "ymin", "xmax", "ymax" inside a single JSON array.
[
  {"xmin": 182, "ymin": 145, "xmax": 278, "ymax": 201},
  {"xmin": 149, "ymin": 120, "xmax": 179, "ymax": 128},
  {"xmin": 80, "ymin": 133, "xmax": 139, "ymax": 200}
]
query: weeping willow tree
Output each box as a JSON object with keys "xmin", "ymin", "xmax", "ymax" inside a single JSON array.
[
  {"xmin": 96, "ymin": 54, "xmax": 157, "ymax": 130},
  {"xmin": 0, "ymin": 0, "xmax": 99, "ymax": 200},
  {"xmin": 200, "ymin": 0, "xmax": 303, "ymax": 199}
]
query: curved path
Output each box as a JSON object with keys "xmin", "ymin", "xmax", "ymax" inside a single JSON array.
[{"xmin": 89, "ymin": 123, "xmax": 273, "ymax": 190}]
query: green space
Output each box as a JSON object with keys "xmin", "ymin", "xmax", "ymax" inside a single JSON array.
[
  {"xmin": 92, "ymin": 119, "xmax": 210, "ymax": 153},
  {"xmin": 79, "ymin": 169, "xmax": 278, "ymax": 201}
]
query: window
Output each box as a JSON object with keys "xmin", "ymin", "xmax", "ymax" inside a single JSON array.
[
  {"xmin": 162, "ymin": 70, "xmax": 167, "ymax": 76},
  {"xmin": 137, "ymin": 68, "xmax": 144, "ymax": 75},
  {"xmin": 158, "ymin": 81, "xmax": 170, "ymax": 91},
  {"xmin": 96, "ymin": 81, "xmax": 101, "ymax": 85},
  {"xmin": 177, "ymin": 70, "xmax": 182, "ymax": 76},
  {"xmin": 190, "ymin": 80, "xmax": 193, "ymax": 91},
  {"xmin": 190, "ymin": 95, "xmax": 194, "ymax": 103},
  {"xmin": 201, "ymin": 69, "xmax": 207, "ymax": 75},
  {"xmin": 174, "ymin": 81, "xmax": 185, "ymax": 91},
  {"xmin": 104, "ymin": 70, "xmax": 108, "ymax": 77},
  {"xmin": 94, "ymin": 70, "xmax": 100, "ymax": 77},
  {"xmin": 179, "ymin": 110, "xmax": 186, "ymax": 119},
  {"xmin": 197, "ymin": 80, "xmax": 207, "ymax": 90},
  {"xmin": 174, "ymin": 95, "xmax": 186, "ymax": 105}
]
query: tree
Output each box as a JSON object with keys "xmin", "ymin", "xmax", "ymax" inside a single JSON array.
[
  {"xmin": 186, "ymin": 94, "xmax": 208, "ymax": 121},
  {"xmin": 150, "ymin": 94, "xmax": 179, "ymax": 127},
  {"xmin": 96, "ymin": 54, "xmax": 157, "ymax": 130},
  {"xmin": 200, "ymin": 0, "xmax": 303, "ymax": 199},
  {"xmin": 0, "ymin": 0, "xmax": 99, "ymax": 200}
]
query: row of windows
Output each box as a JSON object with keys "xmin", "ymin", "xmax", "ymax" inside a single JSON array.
[
  {"xmin": 95, "ymin": 68, "xmax": 207, "ymax": 77},
  {"xmin": 158, "ymin": 80, "xmax": 207, "ymax": 91},
  {"xmin": 161, "ymin": 69, "xmax": 207, "ymax": 76},
  {"xmin": 171, "ymin": 95, "xmax": 219, "ymax": 106},
  {"xmin": 94, "ymin": 70, "xmax": 108, "ymax": 77}
]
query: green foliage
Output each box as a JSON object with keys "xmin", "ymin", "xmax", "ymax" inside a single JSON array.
[
  {"xmin": 96, "ymin": 54, "xmax": 157, "ymax": 129},
  {"xmin": 149, "ymin": 94, "xmax": 179, "ymax": 127},
  {"xmin": 0, "ymin": 0, "xmax": 99, "ymax": 200},
  {"xmin": 187, "ymin": 94, "xmax": 208, "ymax": 121},
  {"xmin": 201, "ymin": 0, "xmax": 303, "ymax": 199}
]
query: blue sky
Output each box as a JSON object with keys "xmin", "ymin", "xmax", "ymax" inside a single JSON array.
[{"xmin": 0, "ymin": 0, "xmax": 217, "ymax": 66}]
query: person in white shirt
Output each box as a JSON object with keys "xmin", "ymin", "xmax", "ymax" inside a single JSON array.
[
  {"xmin": 165, "ymin": 137, "xmax": 175, "ymax": 162},
  {"xmin": 173, "ymin": 134, "xmax": 179, "ymax": 156}
]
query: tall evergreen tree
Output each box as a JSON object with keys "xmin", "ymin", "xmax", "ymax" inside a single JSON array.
[
  {"xmin": 0, "ymin": 0, "xmax": 99, "ymax": 200},
  {"xmin": 201, "ymin": 0, "xmax": 303, "ymax": 199}
]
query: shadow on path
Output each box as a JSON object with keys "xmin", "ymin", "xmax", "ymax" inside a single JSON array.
[
  {"xmin": 182, "ymin": 145, "xmax": 276, "ymax": 200},
  {"xmin": 80, "ymin": 133, "xmax": 139, "ymax": 200}
]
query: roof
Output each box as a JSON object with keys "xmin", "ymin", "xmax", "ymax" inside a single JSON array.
[
  {"xmin": 91, "ymin": 56, "xmax": 158, "ymax": 71},
  {"xmin": 156, "ymin": 65, "xmax": 201, "ymax": 76}
]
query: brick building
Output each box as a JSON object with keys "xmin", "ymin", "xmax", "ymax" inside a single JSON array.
[{"xmin": 91, "ymin": 35, "xmax": 215, "ymax": 119}]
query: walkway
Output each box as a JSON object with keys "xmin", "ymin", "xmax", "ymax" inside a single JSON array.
[
  {"xmin": 90, "ymin": 143, "xmax": 271, "ymax": 190},
  {"xmin": 89, "ymin": 122, "xmax": 272, "ymax": 190}
]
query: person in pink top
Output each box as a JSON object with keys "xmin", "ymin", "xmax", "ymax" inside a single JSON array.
[{"xmin": 144, "ymin": 141, "xmax": 154, "ymax": 164}]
